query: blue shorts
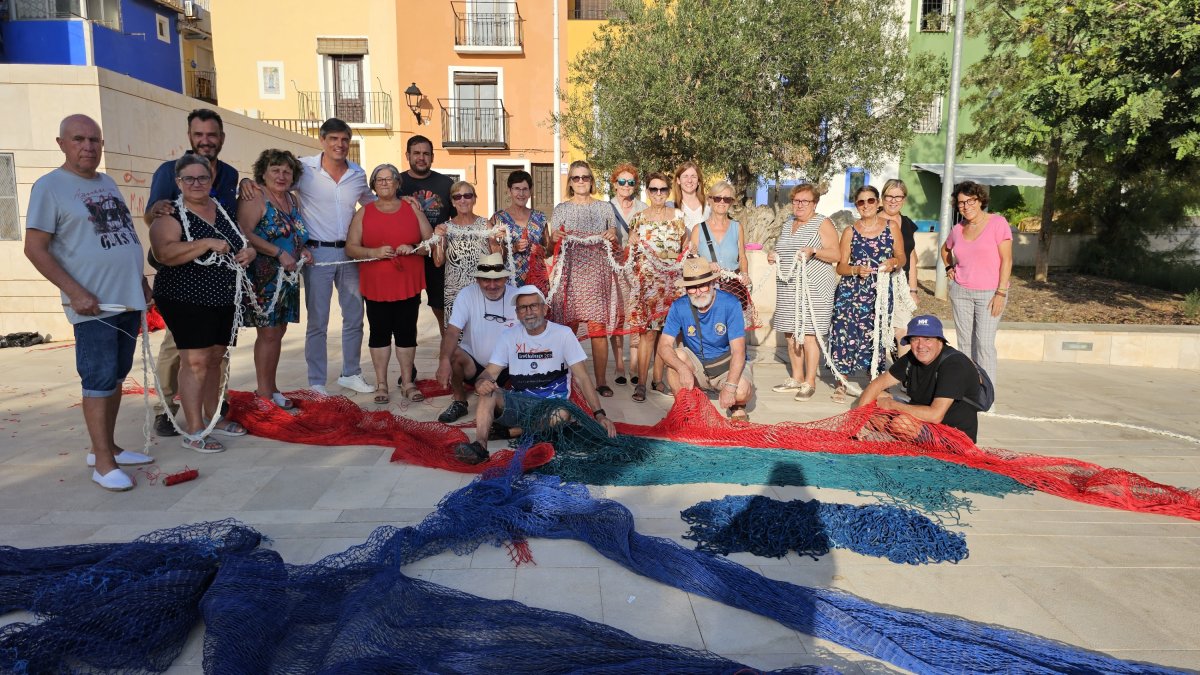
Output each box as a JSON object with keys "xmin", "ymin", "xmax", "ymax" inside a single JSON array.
[
  {"xmin": 74, "ymin": 310, "xmax": 140, "ymax": 398},
  {"xmin": 496, "ymin": 390, "xmax": 564, "ymax": 428}
]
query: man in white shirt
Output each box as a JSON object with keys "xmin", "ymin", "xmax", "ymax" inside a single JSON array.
[
  {"xmin": 435, "ymin": 252, "xmax": 518, "ymax": 423},
  {"xmin": 454, "ymin": 286, "xmax": 617, "ymax": 464},
  {"xmin": 291, "ymin": 119, "xmax": 375, "ymax": 395}
]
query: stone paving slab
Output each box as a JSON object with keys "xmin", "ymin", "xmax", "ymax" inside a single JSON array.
[{"xmin": 2, "ymin": 317, "xmax": 1199, "ymax": 672}]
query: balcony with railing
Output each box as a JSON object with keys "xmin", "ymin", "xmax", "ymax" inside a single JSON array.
[
  {"xmin": 260, "ymin": 118, "xmax": 321, "ymax": 138},
  {"xmin": 9, "ymin": 0, "xmax": 121, "ymax": 30},
  {"xmin": 451, "ymin": 1, "xmax": 523, "ymax": 53},
  {"xmin": 186, "ymin": 69, "xmax": 217, "ymax": 104},
  {"xmin": 439, "ymin": 99, "xmax": 508, "ymax": 149},
  {"xmin": 296, "ymin": 90, "xmax": 392, "ymax": 128}
]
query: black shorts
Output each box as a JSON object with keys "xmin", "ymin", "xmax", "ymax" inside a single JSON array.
[
  {"xmin": 155, "ymin": 296, "xmax": 235, "ymax": 350},
  {"xmin": 424, "ymin": 256, "xmax": 445, "ymax": 309},
  {"xmin": 463, "ymin": 355, "xmax": 509, "ymax": 387},
  {"xmin": 365, "ymin": 296, "xmax": 421, "ymax": 348}
]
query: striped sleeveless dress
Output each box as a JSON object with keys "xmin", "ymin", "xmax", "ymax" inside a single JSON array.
[{"xmin": 772, "ymin": 213, "xmax": 837, "ymax": 336}]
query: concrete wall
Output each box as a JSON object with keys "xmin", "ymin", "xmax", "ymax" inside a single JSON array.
[{"xmin": 0, "ymin": 63, "xmax": 322, "ymax": 337}]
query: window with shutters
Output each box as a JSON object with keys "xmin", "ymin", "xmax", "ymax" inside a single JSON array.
[
  {"xmin": 0, "ymin": 154, "xmax": 18, "ymax": 241},
  {"xmin": 440, "ymin": 69, "xmax": 507, "ymax": 148}
]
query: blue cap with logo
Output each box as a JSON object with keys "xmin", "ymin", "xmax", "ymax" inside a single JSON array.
[{"xmin": 901, "ymin": 315, "xmax": 946, "ymax": 345}]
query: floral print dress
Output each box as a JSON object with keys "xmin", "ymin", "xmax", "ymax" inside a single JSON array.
[
  {"xmin": 248, "ymin": 196, "xmax": 307, "ymax": 327},
  {"xmin": 495, "ymin": 208, "xmax": 549, "ymax": 294},
  {"xmin": 830, "ymin": 224, "xmax": 894, "ymax": 376},
  {"xmin": 626, "ymin": 209, "xmax": 687, "ymax": 331}
]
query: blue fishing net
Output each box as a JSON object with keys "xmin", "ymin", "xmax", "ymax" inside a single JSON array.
[
  {"xmin": 506, "ymin": 394, "xmax": 1029, "ymax": 519},
  {"xmin": 681, "ymin": 494, "xmax": 969, "ymax": 564}
]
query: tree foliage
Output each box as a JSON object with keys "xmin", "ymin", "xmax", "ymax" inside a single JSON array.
[
  {"xmin": 962, "ymin": 0, "xmax": 1200, "ymax": 280},
  {"xmin": 556, "ymin": 0, "xmax": 944, "ymax": 201}
]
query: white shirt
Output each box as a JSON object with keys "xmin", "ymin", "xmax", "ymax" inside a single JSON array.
[
  {"xmin": 448, "ymin": 282, "xmax": 519, "ymax": 362},
  {"xmin": 296, "ymin": 154, "xmax": 373, "ymax": 241},
  {"xmin": 489, "ymin": 321, "xmax": 586, "ymax": 399}
]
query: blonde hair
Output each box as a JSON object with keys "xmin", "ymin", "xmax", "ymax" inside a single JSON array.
[
  {"xmin": 789, "ymin": 183, "xmax": 818, "ymax": 201},
  {"xmin": 709, "ymin": 180, "xmax": 734, "ymax": 198},
  {"xmin": 564, "ymin": 160, "xmax": 596, "ymax": 198},
  {"xmin": 670, "ymin": 161, "xmax": 706, "ymax": 206},
  {"xmin": 450, "ymin": 180, "xmax": 475, "ymax": 196},
  {"xmin": 882, "ymin": 178, "xmax": 908, "ymax": 197}
]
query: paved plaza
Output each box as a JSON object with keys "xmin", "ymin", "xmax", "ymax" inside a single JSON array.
[{"xmin": 1, "ymin": 311, "xmax": 1199, "ymax": 673}]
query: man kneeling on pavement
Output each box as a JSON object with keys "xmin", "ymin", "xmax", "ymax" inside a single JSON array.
[
  {"xmin": 854, "ymin": 314, "xmax": 983, "ymax": 443},
  {"xmin": 454, "ymin": 285, "xmax": 617, "ymax": 464},
  {"xmin": 656, "ymin": 256, "xmax": 754, "ymax": 422}
]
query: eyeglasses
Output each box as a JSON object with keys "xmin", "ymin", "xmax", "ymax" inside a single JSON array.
[
  {"xmin": 791, "ymin": 199, "xmax": 814, "ymax": 206},
  {"xmin": 515, "ymin": 302, "xmax": 544, "ymax": 313},
  {"xmin": 374, "ymin": 177, "xmax": 397, "ymax": 184},
  {"xmin": 647, "ymin": 186, "xmax": 670, "ymax": 194},
  {"xmin": 483, "ymin": 312, "xmax": 507, "ymax": 323},
  {"xmin": 883, "ymin": 194, "xmax": 906, "ymax": 201},
  {"xmin": 711, "ymin": 196, "xmax": 734, "ymax": 204},
  {"xmin": 569, "ymin": 175, "xmax": 593, "ymax": 183},
  {"xmin": 956, "ymin": 197, "xmax": 980, "ymax": 208},
  {"xmin": 510, "ymin": 185, "xmax": 531, "ymax": 192},
  {"xmin": 452, "ymin": 193, "xmax": 476, "ymax": 201},
  {"xmin": 477, "ymin": 264, "xmax": 506, "ymax": 273},
  {"xmin": 179, "ymin": 175, "xmax": 212, "ymax": 186},
  {"xmin": 614, "ymin": 178, "xmax": 636, "ymax": 186},
  {"xmin": 855, "ymin": 197, "xmax": 878, "ymax": 207},
  {"xmin": 686, "ymin": 282, "xmax": 713, "ymax": 292}
]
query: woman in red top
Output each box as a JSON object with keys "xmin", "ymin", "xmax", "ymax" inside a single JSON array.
[{"xmin": 346, "ymin": 164, "xmax": 433, "ymax": 404}]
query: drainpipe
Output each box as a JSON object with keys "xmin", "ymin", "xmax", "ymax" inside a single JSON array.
[
  {"xmin": 934, "ymin": 0, "xmax": 967, "ymax": 300},
  {"xmin": 552, "ymin": 0, "xmax": 562, "ymax": 200}
]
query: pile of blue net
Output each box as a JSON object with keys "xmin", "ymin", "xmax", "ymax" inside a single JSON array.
[
  {"xmin": 0, "ymin": 459, "xmax": 1182, "ymax": 674},
  {"xmin": 508, "ymin": 395, "xmax": 1029, "ymax": 520},
  {"xmin": 681, "ymin": 494, "xmax": 969, "ymax": 564}
]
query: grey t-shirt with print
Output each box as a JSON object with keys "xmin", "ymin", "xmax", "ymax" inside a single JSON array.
[{"xmin": 26, "ymin": 168, "xmax": 146, "ymax": 324}]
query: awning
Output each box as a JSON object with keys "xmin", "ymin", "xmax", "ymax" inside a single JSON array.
[{"xmin": 910, "ymin": 163, "xmax": 1045, "ymax": 187}]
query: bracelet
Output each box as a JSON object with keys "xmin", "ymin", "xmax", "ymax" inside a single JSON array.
[
  {"xmin": 995, "ymin": 290, "xmax": 1007, "ymax": 297},
  {"xmin": 275, "ymin": 247, "xmax": 283, "ymax": 258},
  {"xmin": 722, "ymin": 382, "xmax": 738, "ymax": 390},
  {"xmin": 593, "ymin": 408, "xmax": 606, "ymax": 419}
]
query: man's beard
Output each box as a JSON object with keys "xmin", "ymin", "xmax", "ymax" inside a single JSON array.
[
  {"xmin": 689, "ymin": 289, "xmax": 714, "ymax": 309},
  {"xmin": 521, "ymin": 316, "xmax": 546, "ymax": 331}
]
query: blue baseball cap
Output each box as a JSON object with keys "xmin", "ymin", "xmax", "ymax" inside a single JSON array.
[{"xmin": 901, "ymin": 315, "xmax": 946, "ymax": 345}]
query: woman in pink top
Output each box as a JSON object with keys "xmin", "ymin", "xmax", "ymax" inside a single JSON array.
[{"xmin": 940, "ymin": 180, "xmax": 1013, "ymax": 386}]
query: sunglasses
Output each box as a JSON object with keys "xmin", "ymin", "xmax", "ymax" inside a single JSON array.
[
  {"xmin": 477, "ymin": 264, "xmax": 506, "ymax": 273},
  {"xmin": 647, "ymin": 186, "xmax": 670, "ymax": 194},
  {"xmin": 569, "ymin": 175, "xmax": 593, "ymax": 182},
  {"xmin": 483, "ymin": 312, "xmax": 507, "ymax": 323},
  {"xmin": 614, "ymin": 178, "xmax": 636, "ymax": 186},
  {"xmin": 855, "ymin": 197, "xmax": 878, "ymax": 207},
  {"xmin": 883, "ymin": 194, "xmax": 906, "ymax": 201},
  {"xmin": 452, "ymin": 193, "xmax": 476, "ymax": 201},
  {"xmin": 711, "ymin": 196, "xmax": 734, "ymax": 204}
]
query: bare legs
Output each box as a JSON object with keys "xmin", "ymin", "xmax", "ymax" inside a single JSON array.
[
  {"xmin": 179, "ymin": 345, "xmax": 226, "ymax": 434},
  {"xmin": 82, "ymin": 391, "xmax": 122, "ymax": 474},
  {"xmin": 636, "ymin": 329, "xmax": 659, "ymax": 385},
  {"xmin": 253, "ymin": 325, "xmax": 286, "ymax": 398},
  {"xmin": 590, "ymin": 335, "xmax": 609, "ymax": 389}
]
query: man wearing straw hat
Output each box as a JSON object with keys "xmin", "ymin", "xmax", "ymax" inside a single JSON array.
[
  {"xmin": 435, "ymin": 252, "xmax": 519, "ymax": 423},
  {"xmin": 657, "ymin": 256, "xmax": 755, "ymax": 422}
]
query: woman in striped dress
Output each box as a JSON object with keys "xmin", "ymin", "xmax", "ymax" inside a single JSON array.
[{"xmin": 769, "ymin": 183, "xmax": 839, "ymax": 402}]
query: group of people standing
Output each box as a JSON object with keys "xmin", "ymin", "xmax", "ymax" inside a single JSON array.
[{"xmin": 25, "ymin": 109, "xmax": 1009, "ymax": 489}]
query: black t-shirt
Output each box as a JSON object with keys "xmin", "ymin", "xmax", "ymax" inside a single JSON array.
[
  {"xmin": 900, "ymin": 214, "xmax": 917, "ymax": 274},
  {"xmin": 888, "ymin": 345, "xmax": 980, "ymax": 441},
  {"xmin": 399, "ymin": 170, "xmax": 454, "ymax": 226}
]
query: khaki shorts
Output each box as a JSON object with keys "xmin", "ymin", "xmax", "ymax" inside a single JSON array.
[{"xmin": 677, "ymin": 347, "xmax": 755, "ymax": 392}]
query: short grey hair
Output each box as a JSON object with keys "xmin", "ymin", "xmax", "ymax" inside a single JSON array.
[
  {"xmin": 369, "ymin": 163, "xmax": 402, "ymax": 192},
  {"xmin": 174, "ymin": 153, "xmax": 212, "ymax": 177}
]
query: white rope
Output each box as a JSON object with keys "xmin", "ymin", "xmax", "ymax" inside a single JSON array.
[{"xmin": 979, "ymin": 412, "xmax": 1200, "ymax": 446}]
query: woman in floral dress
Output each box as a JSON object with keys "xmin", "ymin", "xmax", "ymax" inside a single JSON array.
[
  {"xmin": 829, "ymin": 185, "xmax": 906, "ymax": 402},
  {"xmin": 625, "ymin": 172, "xmax": 687, "ymax": 401},
  {"xmin": 548, "ymin": 160, "xmax": 621, "ymax": 397},
  {"xmin": 239, "ymin": 149, "xmax": 311, "ymax": 410},
  {"xmin": 491, "ymin": 169, "xmax": 549, "ymax": 293}
]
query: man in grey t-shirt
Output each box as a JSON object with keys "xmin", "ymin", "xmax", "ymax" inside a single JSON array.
[{"xmin": 24, "ymin": 114, "xmax": 153, "ymax": 492}]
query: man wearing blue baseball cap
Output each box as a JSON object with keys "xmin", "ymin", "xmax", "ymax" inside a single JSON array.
[{"xmin": 855, "ymin": 314, "xmax": 984, "ymax": 442}]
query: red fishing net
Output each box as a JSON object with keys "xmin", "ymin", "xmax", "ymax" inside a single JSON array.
[{"xmin": 225, "ymin": 390, "xmax": 554, "ymax": 473}]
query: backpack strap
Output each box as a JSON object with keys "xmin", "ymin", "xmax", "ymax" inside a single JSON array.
[
  {"xmin": 699, "ymin": 221, "xmax": 718, "ymax": 263},
  {"xmin": 687, "ymin": 300, "xmax": 705, "ymax": 360}
]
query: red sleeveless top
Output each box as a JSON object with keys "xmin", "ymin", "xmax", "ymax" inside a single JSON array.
[{"xmin": 358, "ymin": 201, "xmax": 425, "ymax": 302}]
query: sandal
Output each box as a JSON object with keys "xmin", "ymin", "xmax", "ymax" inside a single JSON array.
[
  {"xmin": 374, "ymin": 386, "xmax": 390, "ymax": 405},
  {"xmin": 180, "ymin": 436, "xmax": 225, "ymax": 453},
  {"xmin": 402, "ymin": 385, "xmax": 425, "ymax": 402},
  {"xmin": 729, "ymin": 406, "xmax": 750, "ymax": 424},
  {"xmin": 614, "ymin": 374, "xmax": 628, "ymax": 386},
  {"xmin": 206, "ymin": 417, "xmax": 247, "ymax": 437},
  {"xmin": 632, "ymin": 383, "xmax": 647, "ymax": 402},
  {"xmin": 651, "ymin": 381, "xmax": 672, "ymax": 398},
  {"xmin": 270, "ymin": 392, "xmax": 294, "ymax": 410},
  {"xmin": 631, "ymin": 376, "xmax": 640, "ymax": 385},
  {"xmin": 831, "ymin": 385, "xmax": 848, "ymax": 404},
  {"xmin": 596, "ymin": 385, "xmax": 614, "ymax": 398}
]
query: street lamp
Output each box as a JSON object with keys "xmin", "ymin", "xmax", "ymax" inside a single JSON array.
[{"xmin": 404, "ymin": 83, "xmax": 423, "ymax": 125}]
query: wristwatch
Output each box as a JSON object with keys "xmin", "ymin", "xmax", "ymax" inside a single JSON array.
[{"xmin": 593, "ymin": 408, "xmax": 607, "ymax": 419}]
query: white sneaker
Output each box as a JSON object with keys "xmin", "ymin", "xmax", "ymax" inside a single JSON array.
[
  {"xmin": 87, "ymin": 450, "xmax": 154, "ymax": 467},
  {"xmin": 92, "ymin": 468, "xmax": 134, "ymax": 492},
  {"xmin": 337, "ymin": 373, "xmax": 374, "ymax": 394},
  {"xmin": 772, "ymin": 378, "xmax": 803, "ymax": 393},
  {"xmin": 309, "ymin": 384, "xmax": 329, "ymax": 396}
]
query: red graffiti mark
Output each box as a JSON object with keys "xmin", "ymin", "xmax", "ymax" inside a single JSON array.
[{"xmin": 123, "ymin": 172, "xmax": 147, "ymax": 185}]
